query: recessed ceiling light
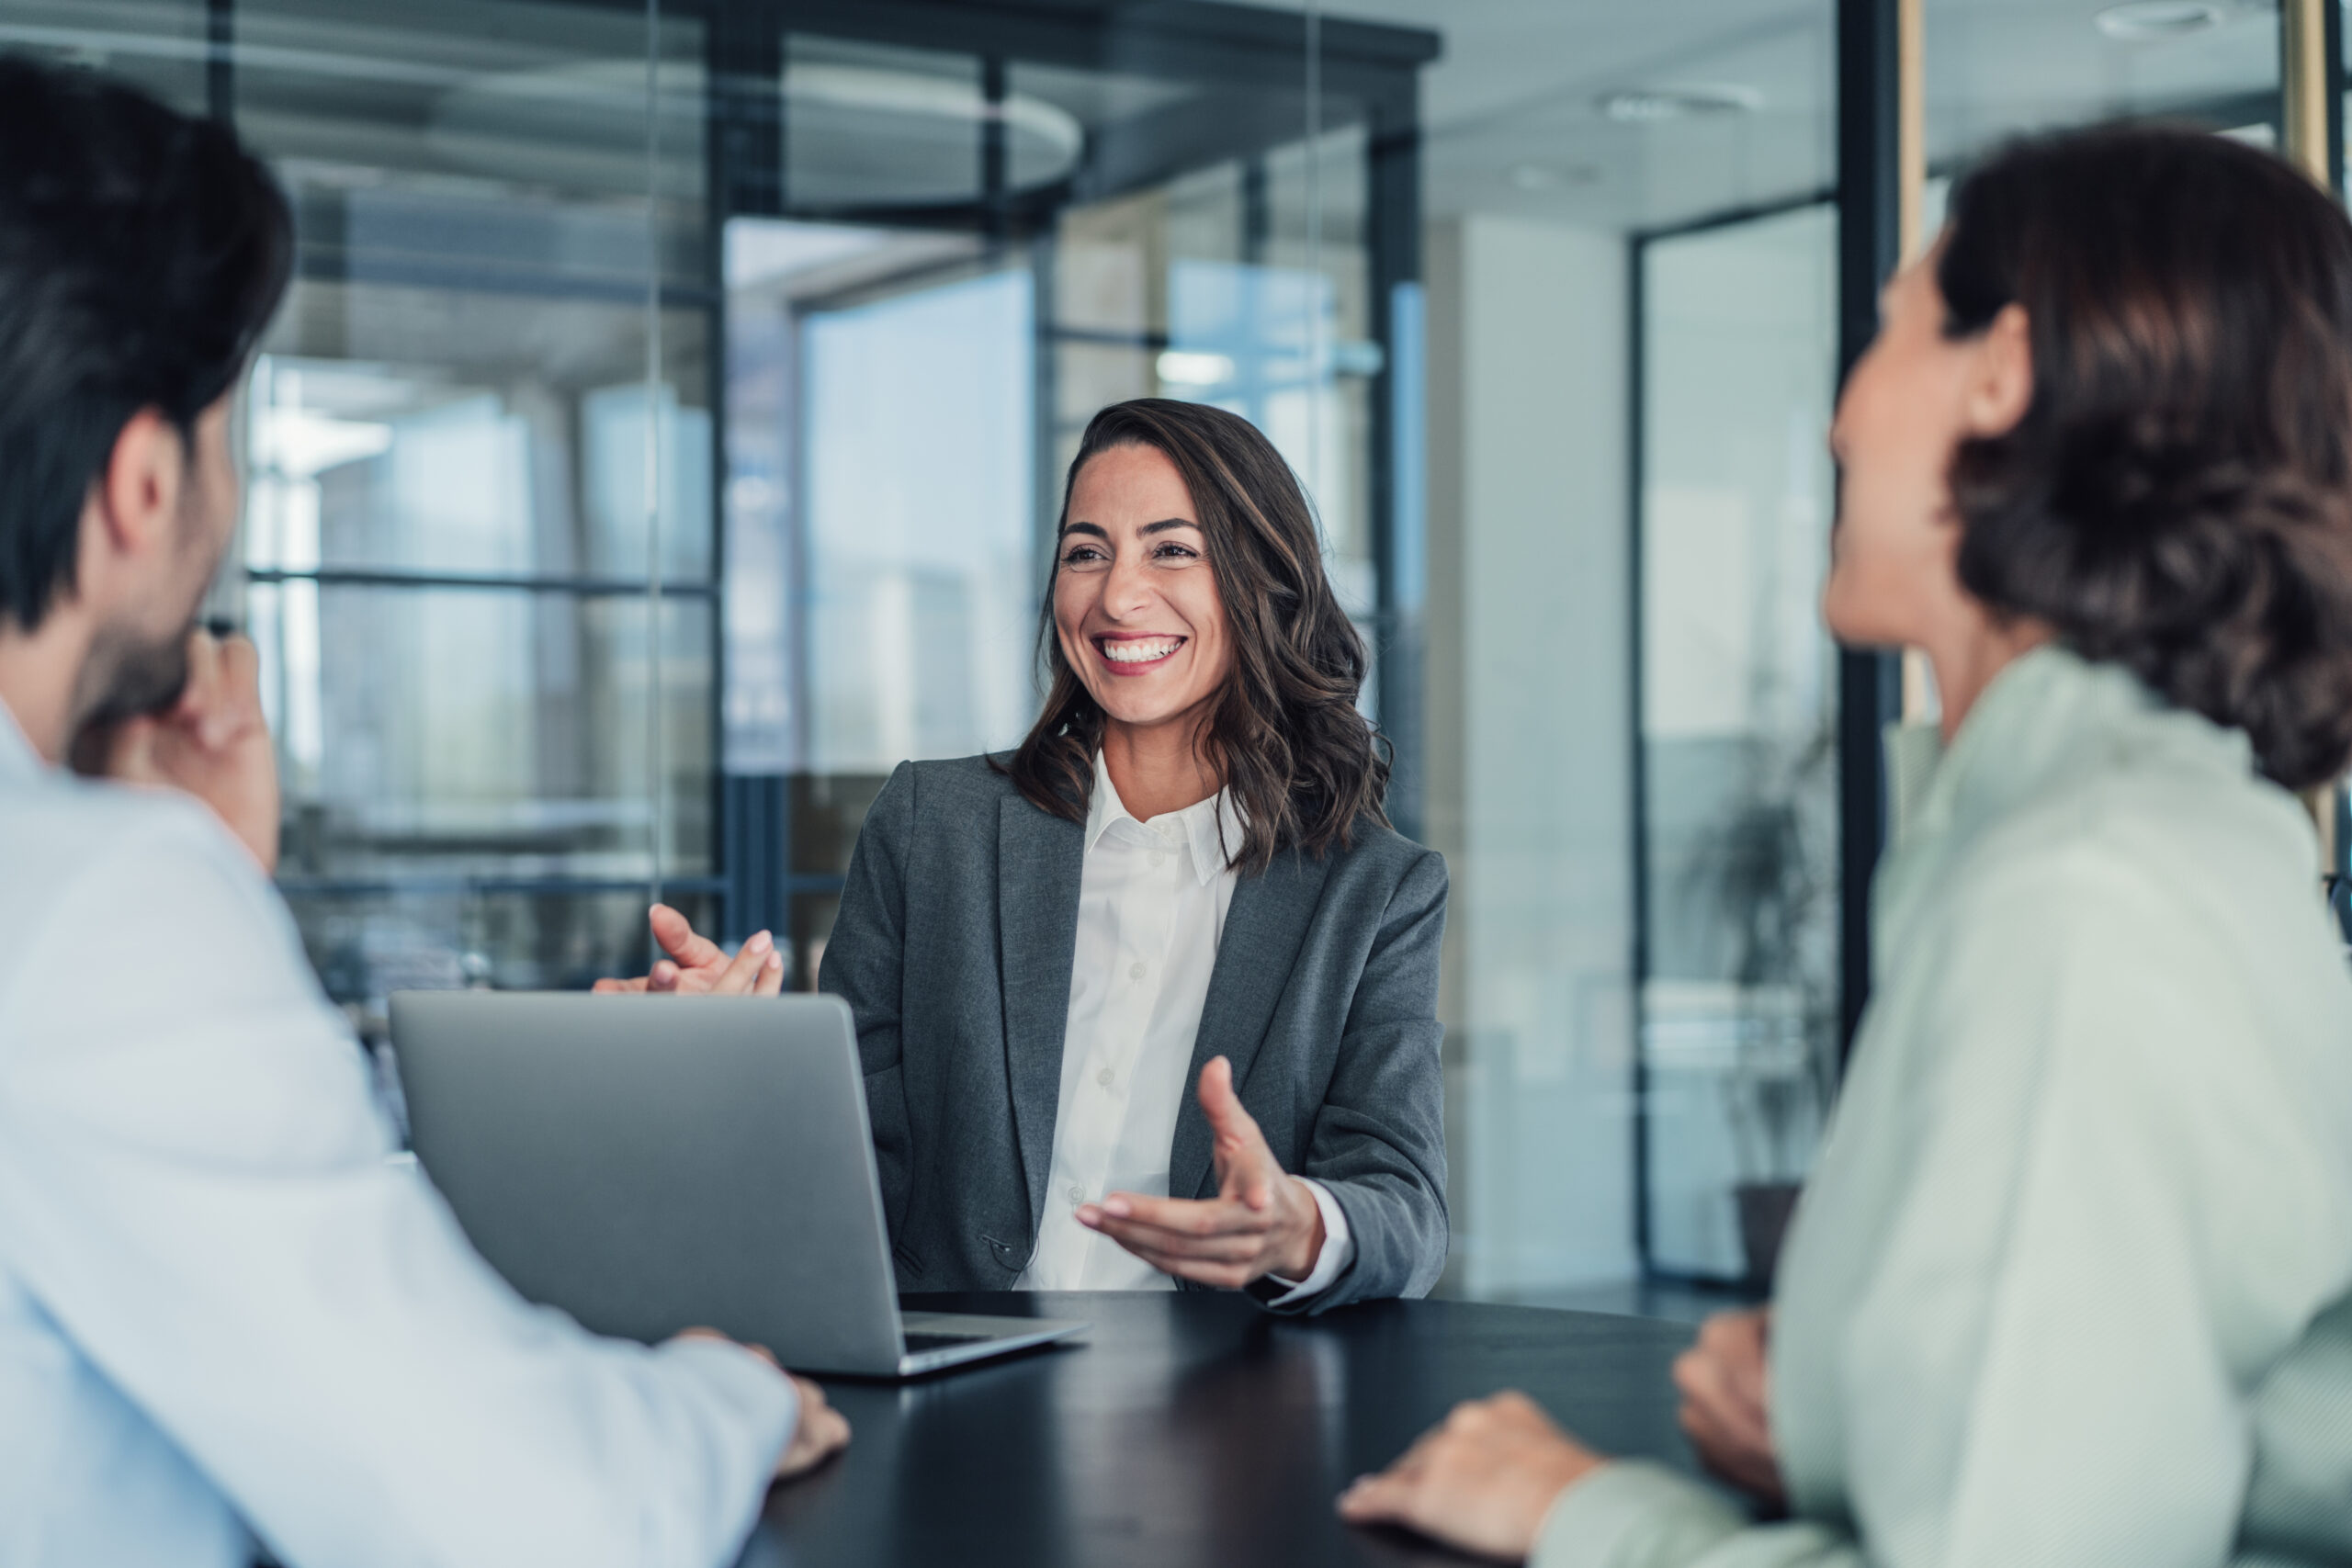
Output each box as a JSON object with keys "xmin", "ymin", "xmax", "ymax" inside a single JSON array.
[
  {"xmin": 2094, "ymin": 1, "xmax": 2233, "ymax": 40},
  {"xmin": 1599, "ymin": 84, "xmax": 1763, "ymax": 125},
  {"xmin": 1506, "ymin": 162, "xmax": 1600, "ymax": 192},
  {"xmin": 1156, "ymin": 350, "xmax": 1235, "ymax": 387}
]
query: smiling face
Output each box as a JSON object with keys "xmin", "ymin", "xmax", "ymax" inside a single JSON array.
[{"xmin": 1052, "ymin": 441, "xmax": 1234, "ymax": 740}]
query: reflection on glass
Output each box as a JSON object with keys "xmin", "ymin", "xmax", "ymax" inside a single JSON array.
[
  {"xmin": 211, "ymin": 0, "xmax": 711, "ymax": 1009},
  {"xmin": 251, "ymin": 584, "xmax": 711, "ymax": 885},
  {"xmin": 804, "ymin": 265, "xmax": 1037, "ymax": 771},
  {"xmin": 1639, "ymin": 204, "xmax": 1839, "ymax": 1283},
  {"xmin": 243, "ymin": 310, "xmax": 710, "ymax": 583}
]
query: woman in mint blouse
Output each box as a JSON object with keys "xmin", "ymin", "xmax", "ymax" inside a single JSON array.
[{"xmin": 1342, "ymin": 126, "xmax": 2352, "ymax": 1566}]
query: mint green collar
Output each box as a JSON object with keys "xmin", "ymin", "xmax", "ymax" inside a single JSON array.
[{"xmin": 1887, "ymin": 645, "xmax": 2248, "ymax": 853}]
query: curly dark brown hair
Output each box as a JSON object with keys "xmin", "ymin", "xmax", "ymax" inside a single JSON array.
[
  {"xmin": 1001, "ymin": 399, "xmax": 1389, "ymax": 872},
  {"xmin": 1939, "ymin": 124, "xmax": 2352, "ymax": 789}
]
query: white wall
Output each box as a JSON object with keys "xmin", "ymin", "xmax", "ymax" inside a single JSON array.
[{"xmin": 1425, "ymin": 214, "xmax": 1636, "ymax": 1297}]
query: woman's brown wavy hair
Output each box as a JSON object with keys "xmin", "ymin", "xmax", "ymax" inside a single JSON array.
[
  {"xmin": 1939, "ymin": 124, "xmax": 2352, "ymax": 789},
  {"xmin": 1001, "ymin": 398, "xmax": 1389, "ymax": 873}
]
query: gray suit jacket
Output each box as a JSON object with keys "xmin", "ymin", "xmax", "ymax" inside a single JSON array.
[{"xmin": 818, "ymin": 754, "xmax": 1448, "ymax": 1313}]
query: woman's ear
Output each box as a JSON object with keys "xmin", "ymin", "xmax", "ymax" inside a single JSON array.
[{"xmin": 1962, "ymin": 302, "xmax": 2033, "ymax": 438}]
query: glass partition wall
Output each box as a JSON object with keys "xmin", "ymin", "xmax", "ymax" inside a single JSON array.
[
  {"xmin": 1625, "ymin": 0, "xmax": 2288, "ymax": 1289},
  {"xmin": 1334, "ymin": 0, "xmax": 1842, "ymax": 1301},
  {"xmin": 236, "ymin": 0, "xmax": 721, "ymax": 1015},
  {"xmin": 1293, "ymin": 0, "xmax": 2305, "ymax": 1304},
  {"xmin": 0, "ymin": 0, "xmax": 1432, "ymax": 1032},
  {"xmin": 1634, "ymin": 204, "xmax": 1840, "ymax": 1284}
]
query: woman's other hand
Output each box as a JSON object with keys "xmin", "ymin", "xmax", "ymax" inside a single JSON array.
[
  {"xmin": 1075, "ymin": 1055, "xmax": 1326, "ymax": 1289},
  {"xmin": 1674, "ymin": 1307, "xmax": 1784, "ymax": 1506},
  {"xmin": 592, "ymin": 903, "xmax": 785, "ymax": 997},
  {"xmin": 1337, "ymin": 1391, "xmax": 1604, "ymax": 1558}
]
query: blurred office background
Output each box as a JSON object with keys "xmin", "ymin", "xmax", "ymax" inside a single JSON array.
[{"xmin": 0, "ymin": 0, "xmax": 2325, "ymax": 1307}]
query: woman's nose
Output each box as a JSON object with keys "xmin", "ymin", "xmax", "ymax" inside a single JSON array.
[{"xmin": 1102, "ymin": 551, "xmax": 1154, "ymax": 617}]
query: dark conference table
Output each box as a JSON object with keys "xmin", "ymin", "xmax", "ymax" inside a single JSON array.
[{"xmin": 738, "ymin": 1291, "xmax": 1722, "ymax": 1568}]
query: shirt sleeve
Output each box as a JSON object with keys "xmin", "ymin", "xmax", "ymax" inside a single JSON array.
[
  {"xmin": 1259, "ymin": 1178, "xmax": 1357, "ymax": 1304},
  {"xmin": 1532, "ymin": 840, "xmax": 2352, "ymax": 1568},
  {"xmin": 0, "ymin": 806, "xmax": 798, "ymax": 1568}
]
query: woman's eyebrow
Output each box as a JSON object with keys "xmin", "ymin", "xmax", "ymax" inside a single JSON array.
[
  {"xmin": 1138, "ymin": 518, "xmax": 1200, "ymax": 536},
  {"xmin": 1059, "ymin": 521, "xmax": 1109, "ymax": 540}
]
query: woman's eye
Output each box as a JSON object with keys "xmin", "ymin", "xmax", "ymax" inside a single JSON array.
[
  {"xmin": 1152, "ymin": 542, "xmax": 1199, "ymax": 560},
  {"xmin": 1059, "ymin": 544, "xmax": 1106, "ymax": 566}
]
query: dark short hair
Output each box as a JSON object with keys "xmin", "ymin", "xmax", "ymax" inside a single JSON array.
[
  {"xmin": 1939, "ymin": 124, "xmax": 2352, "ymax": 789},
  {"xmin": 0, "ymin": 54, "xmax": 293, "ymax": 631},
  {"xmin": 1004, "ymin": 399, "xmax": 1389, "ymax": 872}
]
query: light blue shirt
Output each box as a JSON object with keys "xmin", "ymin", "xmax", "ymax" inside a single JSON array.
[
  {"xmin": 1536, "ymin": 647, "xmax": 2352, "ymax": 1566},
  {"xmin": 0, "ymin": 706, "xmax": 797, "ymax": 1568}
]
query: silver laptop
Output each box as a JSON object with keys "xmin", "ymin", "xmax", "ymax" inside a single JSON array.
[{"xmin": 390, "ymin": 991, "xmax": 1085, "ymax": 1377}]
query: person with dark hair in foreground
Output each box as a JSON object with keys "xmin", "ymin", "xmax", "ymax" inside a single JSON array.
[
  {"xmin": 1342, "ymin": 125, "xmax": 2352, "ymax": 1565},
  {"xmin": 602, "ymin": 398, "xmax": 1448, "ymax": 1310},
  {"xmin": 0, "ymin": 56, "xmax": 844, "ymax": 1568}
]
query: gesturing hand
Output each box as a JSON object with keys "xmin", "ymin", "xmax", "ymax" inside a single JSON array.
[
  {"xmin": 1075, "ymin": 1055, "xmax": 1326, "ymax": 1290},
  {"xmin": 1675, "ymin": 1308, "xmax": 1784, "ymax": 1506},
  {"xmin": 1337, "ymin": 1391, "xmax": 1605, "ymax": 1559},
  {"xmin": 592, "ymin": 903, "xmax": 785, "ymax": 997},
  {"xmin": 88, "ymin": 628, "xmax": 280, "ymax": 874}
]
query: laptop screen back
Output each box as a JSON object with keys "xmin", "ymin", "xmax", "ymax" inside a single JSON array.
[{"xmin": 391, "ymin": 992, "xmax": 907, "ymax": 1375}]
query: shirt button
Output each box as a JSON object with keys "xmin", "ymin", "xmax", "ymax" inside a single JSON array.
[
  {"xmin": 1129, "ymin": 962, "xmax": 1147, "ymax": 981},
  {"xmin": 1097, "ymin": 1067, "xmax": 1114, "ymax": 1088},
  {"xmin": 1148, "ymin": 851, "xmax": 1167, "ymax": 868},
  {"xmin": 1068, "ymin": 1184, "xmax": 1084, "ymax": 1207}
]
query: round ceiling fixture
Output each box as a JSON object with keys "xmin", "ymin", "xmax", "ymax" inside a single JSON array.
[
  {"xmin": 2093, "ymin": 1, "xmax": 2234, "ymax": 40},
  {"xmin": 1598, "ymin": 84, "xmax": 1763, "ymax": 125},
  {"xmin": 1506, "ymin": 161, "xmax": 1600, "ymax": 192}
]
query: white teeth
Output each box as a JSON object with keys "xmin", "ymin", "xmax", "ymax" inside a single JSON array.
[{"xmin": 1102, "ymin": 637, "xmax": 1182, "ymax": 663}]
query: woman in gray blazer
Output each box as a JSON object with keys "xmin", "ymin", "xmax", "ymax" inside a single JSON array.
[{"xmin": 604, "ymin": 399, "xmax": 1447, "ymax": 1313}]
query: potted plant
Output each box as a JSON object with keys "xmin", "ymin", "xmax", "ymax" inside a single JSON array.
[{"xmin": 1685, "ymin": 726, "xmax": 1838, "ymax": 1287}]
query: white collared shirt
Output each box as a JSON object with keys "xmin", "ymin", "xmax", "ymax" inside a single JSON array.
[
  {"xmin": 1015, "ymin": 754, "xmax": 1353, "ymax": 1299},
  {"xmin": 0, "ymin": 701, "xmax": 794, "ymax": 1568}
]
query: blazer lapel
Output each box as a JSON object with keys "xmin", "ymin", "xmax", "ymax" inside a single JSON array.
[
  {"xmin": 998, "ymin": 795, "xmax": 1086, "ymax": 1236},
  {"xmin": 1168, "ymin": 847, "xmax": 1334, "ymax": 1201}
]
